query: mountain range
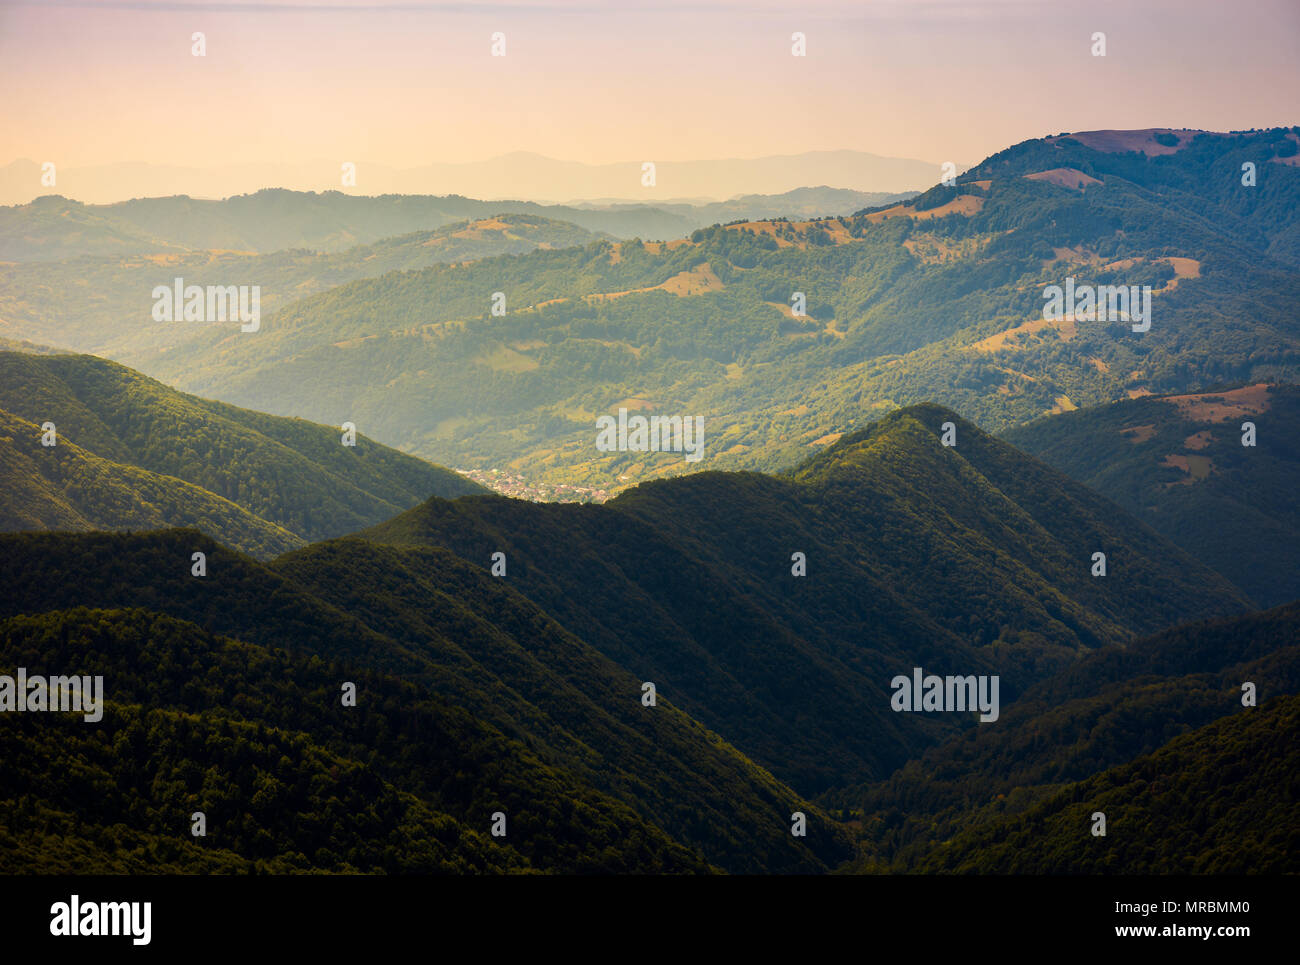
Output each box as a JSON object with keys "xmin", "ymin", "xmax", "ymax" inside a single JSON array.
[
  {"xmin": 3, "ymin": 352, "xmax": 1286, "ymax": 872},
  {"xmin": 0, "ymin": 151, "xmax": 941, "ymax": 207},
  {"xmin": 2, "ymin": 384, "xmax": 1291, "ymax": 872},
  {"xmin": 832, "ymin": 599, "xmax": 1300, "ymax": 872},
  {"xmin": 7, "ymin": 127, "xmax": 1284, "ymax": 492},
  {"xmin": 1, "ymin": 127, "xmax": 1297, "ymax": 875}
]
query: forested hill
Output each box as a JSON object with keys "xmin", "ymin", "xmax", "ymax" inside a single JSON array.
[
  {"xmin": 0, "ymin": 191, "xmax": 654, "ymax": 260},
  {"xmin": 914, "ymin": 690, "xmax": 1300, "ymax": 874},
  {"xmin": 1003, "ymin": 382, "xmax": 1300, "ymax": 607},
  {"xmin": 0, "ymin": 406, "xmax": 303, "ymax": 558},
  {"xmin": 0, "ymin": 213, "xmax": 606, "ymax": 361},
  {"xmin": 0, "ymin": 186, "xmax": 910, "ymax": 261},
  {"xmin": 0, "ymin": 606, "xmax": 711, "ymax": 874},
  {"xmin": 110, "ymin": 127, "xmax": 1300, "ymax": 491},
  {"xmin": 0, "ymin": 401, "xmax": 1280, "ymax": 874},
  {"xmin": 831, "ymin": 599, "xmax": 1300, "ymax": 871},
  {"xmin": 0, "ymin": 529, "xmax": 851, "ymax": 874},
  {"xmin": 0, "ymin": 351, "xmax": 483, "ymax": 556},
  {"xmin": 361, "ymin": 403, "xmax": 1251, "ymax": 792}
]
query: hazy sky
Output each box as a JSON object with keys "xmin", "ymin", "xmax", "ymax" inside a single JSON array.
[{"xmin": 2, "ymin": 0, "xmax": 1297, "ymax": 171}]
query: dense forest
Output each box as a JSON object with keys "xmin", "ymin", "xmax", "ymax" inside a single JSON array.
[
  {"xmin": 829, "ymin": 601, "xmax": 1300, "ymax": 870},
  {"xmin": 0, "ymin": 528, "xmax": 851, "ymax": 874},
  {"xmin": 911, "ymin": 692, "xmax": 1300, "ymax": 874},
  {"xmin": 0, "ymin": 400, "xmax": 1293, "ymax": 873},
  {"xmin": 357, "ymin": 403, "xmax": 1248, "ymax": 792},
  {"xmin": 0, "ymin": 607, "xmax": 709, "ymax": 873},
  {"xmin": 0, "ymin": 351, "xmax": 482, "ymax": 556}
]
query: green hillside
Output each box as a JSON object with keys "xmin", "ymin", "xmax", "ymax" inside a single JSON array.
[
  {"xmin": 0, "ymin": 336, "xmax": 64, "ymax": 354},
  {"xmin": 0, "ymin": 351, "xmax": 483, "ymax": 555},
  {"xmin": 95, "ymin": 128, "xmax": 1300, "ymax": 491},
  {"xmin": 912, "ymin": 691, "xmax": 1300, "ymax": 874},
  {"xmin": 0, "ymin": 213, "xmax": 604, "ymax": 360},
  {"xmin": 0, "ymin": 606, "xmax": 709, "ymax": 874},
  {"xmin": 2, "ymin": 128, "xmax": 1294, "ymax": 875},
  {"xmin": 832, "ymin": 600, "xmax": 1300, "ymax": 870},
  {"xmin": 0, "ymin": 399, "xmax": 1279, "ymax": 874},
  {"xmin": 0, "ymin": 194, "xmax": 184, "ymax": 261},
  {"xmin": 361, "ymin": 404, "xmax": 1250, "ymax": 792},
  {"xmin": 1003, "ymin": 383, "xmax": 1300, "ymax": 607},
  {"xmin": 0, "ymin": 407, "xmax": 301, "ymax": 557},
  {"xmin": 0, "ymin": 529, "xmax": 851, "ymax": 874}
]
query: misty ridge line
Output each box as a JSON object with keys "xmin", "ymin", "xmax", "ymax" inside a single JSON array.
[{"xmin": 0, "ymin": 149, "xmax": 947, "ymax": 206}]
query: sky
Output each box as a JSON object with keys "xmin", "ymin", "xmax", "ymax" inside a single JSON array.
[{"xmin": 1, "ymin": 0, "xmax": 1297, "ymax": 183}]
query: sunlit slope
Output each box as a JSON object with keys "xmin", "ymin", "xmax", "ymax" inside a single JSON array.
[
  {"xmin": 0, "ymin": 351, "xmax": 483, "ymax": 553},
  {"xmin": 118, "ymin": 128, "xmax": 1300, "ymax": 490}
]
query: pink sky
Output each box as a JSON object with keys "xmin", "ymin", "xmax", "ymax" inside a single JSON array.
[{"xmin": 1, "ymin": 0, "xmax": 1297, "ymax": 173}]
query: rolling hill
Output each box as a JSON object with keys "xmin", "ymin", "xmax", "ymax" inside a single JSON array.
[
  {"xmin": 0, "ymin": 351, "xmax": 483, "ymax": 556},
  {"xmin": 2, "ymin": 127, "xmax": 1295, "ymax": 876},
  {"xmin": 1003, "ymin": 382, "xmax": 1300, "ymax": 607},
  {"xmin": 0, "ymin": 213, "xmax": 606, "ymax": 359},
  {"xmin": 86, "ymin": 127, "xmax": 1300, "ymax": 492},
  {"xmin": 913, "ymin": 690, "xmax": 1300, "ymax": 874},
  {"xmin": 0, "ymin": 606, "xmax": 710, "ymax": 874},
  {"xmin": 0, "ymin": 398, "xmax": 1275, "ymax": 873},
  {"xmin": 0, "ymin": 185, "xmax": 914, "ymax": 262},
  {"xmin": 0, "ymin": 191, "xmax": 659, "ymax": 261},
  {"xmin": 0, "ymin": 529, "xmax": 851, "ymax": 874},
  {"xmin": 831, "ymin": 600, "xmax": 1300, "ymax": 871},
  {"xmin": 359, "ymin": 404, "xmax": 1251, "ymax": 792},
  {"xmin": 0, "ymin": 407, "xmax": 302, "ymax": 558}
]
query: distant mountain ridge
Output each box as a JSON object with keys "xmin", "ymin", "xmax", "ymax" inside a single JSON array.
[
  {"xmin": 0, "ymin": 186, "xmax": 913, "ymax": 263},
  {"xmin": 0, "ymin": 213, "xmax": 610, "ymax": 359},
  {"xmin": 0, "ymin": 150, "xmax": 940, "ymax": 207}
]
